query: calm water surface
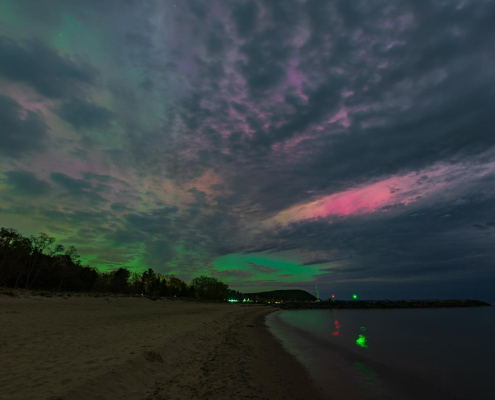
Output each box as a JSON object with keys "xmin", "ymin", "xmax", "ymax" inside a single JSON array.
[{"xmin": 266, "ymin": 306, "xmax": 495, "ymax": 400}]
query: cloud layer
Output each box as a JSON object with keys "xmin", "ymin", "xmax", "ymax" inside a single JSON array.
[{"xmin": 1, "ymin": 0, "xmax": 495, "ymax": 299}]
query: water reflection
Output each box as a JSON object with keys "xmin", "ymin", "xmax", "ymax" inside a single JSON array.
[
  {"xmin": 356, "ymin": 334, "xmax": 368, "ymax": 348},
  {"xmin": 356, "ymin": 326, "xmax": 369, "ymax": 348},
  {"xmin": 270, "ymin": 308, "xmax": 495, "ymax": 400},
  {"xmin": 355, "ymin": 362, "xmax": 377, "ymax": 377}
]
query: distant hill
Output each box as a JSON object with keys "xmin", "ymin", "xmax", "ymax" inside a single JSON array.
[{"xmin": 244, "ymin": 289, "xmax": 316, "ymax": 302}]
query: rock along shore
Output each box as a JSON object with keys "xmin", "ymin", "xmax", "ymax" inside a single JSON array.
[{"xmin": 276, "ymin": 299, "xmax": 492, "ymax": 309}]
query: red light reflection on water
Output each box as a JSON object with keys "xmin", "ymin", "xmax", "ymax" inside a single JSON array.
[{"xmin": 332, "ymin": 320, "xmax": 341, "ymax": 336}]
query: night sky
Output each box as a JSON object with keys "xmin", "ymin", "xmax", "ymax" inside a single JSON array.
[{"xmin": 1, "ymin": 0, "xmax": 495, "ymax": 300}]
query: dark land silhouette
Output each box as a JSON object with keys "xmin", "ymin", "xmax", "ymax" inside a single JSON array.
[
  {"xmin": 0, "ymin": 227, "xmax": 242, "ymax": 301},
  {"xmin": 245, "ymin": 289, "xmax": 317, "ymax": 302}
]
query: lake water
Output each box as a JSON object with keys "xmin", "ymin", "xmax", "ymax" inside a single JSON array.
[{"xmin": 266, "ymin": 306, "xmax": 495, "ymax": 400}]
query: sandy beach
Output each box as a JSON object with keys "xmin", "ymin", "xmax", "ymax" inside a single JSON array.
[{"xmin": 0, "ymin": 294, "xmax": 324, "ymax": 400}]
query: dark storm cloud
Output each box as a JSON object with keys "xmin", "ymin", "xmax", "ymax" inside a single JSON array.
[
  {"xmin": 232, "ymin": 2, "xmax": 258, "ymax": 38},
  {"xmin": 3, "ymin": 170, "xmax": 51, "ymax": 195},
  {"xmin": 38, "ymin": 208, "xmax": 113, "ymax": 231},
  {"xmin": 56, "ymin": 99, "xmax": 114, "ymax": 130},
  {"xmin": 110, "ymin": 202, "xmax": 130, "ymax": 212},
  {"xmin": 206, "ymin": 27, "xmax": 226, "ymax": 56},
  {"xmin": 301, "ymin": 257, "xmax": 352, "ymax": 267},
  {"xmin": 69, "ymin": 148, "xmax": 90, "ymax": 161},
  {"xmin": 0, "ymin": 36, "xmax": 97, "ymax": 99},
  {"xmin": 51, "ymin": 172, "xmax": 92, "ymax": 192},
  {"xmin": 107, "ymin": 228, "xmax": 146, "ymax": 246},
  {"xmin": 50, "ymin": 172, "xmax": 106, "ymax": 203},
  {"xmin": 237, "ymin": 32, "xmax": 289, "ymax": 94},
  {"xmin": 80, "ymin": 172, "xmax": 130, "ymax": 187},
  {"xmin": 0, "ymin": 204, "xmax": 37, "ymax": 217},
  {"xmin": 124, "ymin": 207, "xmax": 177, "ymax": 235},
  {"xmin": 0, "ymin": 95, "xmax": 48, "ymax": 157}
]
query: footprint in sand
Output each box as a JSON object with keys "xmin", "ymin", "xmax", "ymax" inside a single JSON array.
[{"xmin": 145, "ymin": 351, "xmax": 164, "ymax": 363}]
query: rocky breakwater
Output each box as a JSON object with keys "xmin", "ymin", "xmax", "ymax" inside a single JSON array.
[{"xmin": 276, "ymin": 299, "xmax": 492, "ymax": 310}]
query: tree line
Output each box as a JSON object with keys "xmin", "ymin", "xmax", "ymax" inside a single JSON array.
[{"xmin": 0, "ymin": 227, "xmax": 243, "ymax": 301}]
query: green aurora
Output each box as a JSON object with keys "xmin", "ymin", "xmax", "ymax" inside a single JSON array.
[{"xmin": 2, "ymin": 0, "xmax": 495, "ymax": 299}]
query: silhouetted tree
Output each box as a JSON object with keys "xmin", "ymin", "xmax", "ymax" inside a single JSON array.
[
  {"xmin": 27, "ymin": 243, "xmax": 64, "ymax": 289},
  {"xmin": 0, "ymin": 226, "xmax": 242, "ymax": 301},
  {"xmin": 167, "ymin": 275, "xmax": 185, "ymax": 297},
  {"xmin": 0, "ymin": 228, "xmax": 30, "ymax": 286},
  {"xmin": 142, "ymin": 268, "xmax": 158, "ymax": 295},
  {"xmin": 110, "ymin": 268, "xmax": 131, "ymax": 293},
  {"xmin": 129, "ymin": 271, "xmax": 143, "ymax": 294},
  {"xmin": 57, "ymin": 246, "xmax": 80, "ymax": 291},
  {"xmin": 191, "ymin": 276, "xmax": 230, "ymax": 300},
  {"xmin": 23, "ymin": 233, "xmax": 56, "ymax": 289}
]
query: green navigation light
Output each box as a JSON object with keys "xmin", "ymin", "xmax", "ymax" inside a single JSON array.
[{"xmin": 353, "ymin": 294, "xmax": 358, "ymax": 300}]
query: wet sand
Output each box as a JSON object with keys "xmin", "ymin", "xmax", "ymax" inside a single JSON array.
[{"xmin": 0, "ymin": 294, "xmax": 324, "ymax": 400}]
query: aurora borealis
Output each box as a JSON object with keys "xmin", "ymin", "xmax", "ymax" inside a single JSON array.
[{"xmin": 1, "ymin": 0, "xmax": 495, "ymax": 299}]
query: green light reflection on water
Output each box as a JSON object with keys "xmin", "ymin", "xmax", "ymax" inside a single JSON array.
[
  {"xmin": 356, "ymin": 334, "xmax": 368, "ymax": 348},
  {"xmin": 355, "ymin": 362, "xmax": 377, "ymax": 377}
]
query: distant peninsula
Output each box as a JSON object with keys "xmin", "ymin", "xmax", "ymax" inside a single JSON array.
[{"xmin": 244, "ymin": 289, "xmax": 317, "ymax": 302}]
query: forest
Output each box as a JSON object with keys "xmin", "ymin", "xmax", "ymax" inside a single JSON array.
[{"xmin": 0, "ymin": 227, "xmax": 243, "ymax": 301}]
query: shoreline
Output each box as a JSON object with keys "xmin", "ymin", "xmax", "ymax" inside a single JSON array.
[{"xmin": 0, "ymin": 295, "xmax": 324, "ymax": 400}]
